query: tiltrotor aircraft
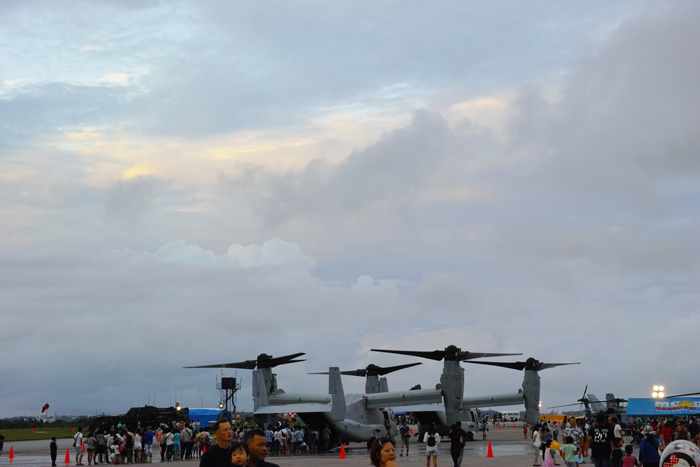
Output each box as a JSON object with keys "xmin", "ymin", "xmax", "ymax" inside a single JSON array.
[
  {"xmin": 370, "ymin": 345, "xmax": 528, "ymax": 435},
  {"xmin": 465, "ymin": 357, "xmax": 580, "ymax": 424},
  {"xmin": 309, "ymin": 362, "xmax": 423, "ymax": 394},
  {"xmin": 186, "ymin": 352, "xmax": 430, "ymax": 445}
]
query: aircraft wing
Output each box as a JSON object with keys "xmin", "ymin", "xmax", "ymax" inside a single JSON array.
[
  {"xmin": 254, "ymin": 403, "xmax": 332, "ymax": 415},
  {"xmin": 462, "ymin": 391, "xmax": 525, "ymax": 408},
  {"xmin": 390, "ymin": 403, "xmax": 444, "ymax": 414},
  {"xmin": 364, "ymin": 389, "xmax": 443, "ymax": 410}
]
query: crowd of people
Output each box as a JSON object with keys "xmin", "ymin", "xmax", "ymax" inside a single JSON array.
[
  {"xmin": 261, "ymin": 422, "xmax": 324, "ymax": 455},
  {"xmin": 530, "ymin": 413, "xmax": 700, "ymax": 467},
  {"xmin": 63, "ymin": 417, "xmax": 342, "ymax": 466},
  {"xmin": 41, "ymin": 412, "xmax": 700, "ymax": 467}
]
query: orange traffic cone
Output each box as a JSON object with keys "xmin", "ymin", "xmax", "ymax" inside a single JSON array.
[
  {"xmin": 32, "ymin": 428, "xmax": 34, "ymax": 433},
  {"xmin": 82, "ymin": 442, "xmax": 86, "ymax": 453},
  {"xmin": 64, "ymin": 448, "xmax": 71, "ymax": 463},
  {"xmin": 72, "ymin": 428, "xmax": 75, "ymax": 434},
  {"xmin": 486, "ymin": 441, "xmax": 494, "ymax": 458},
  {"xmin": 513, "ymin": 423, "xmax": 516, "ymax": 428},
  {"xmin": 203, "ymin": 445, "xmax": 206, "ymax": 453},
  {"xmin": 8, "ymin": 446, "xmax": 14, "ymax": 459},
  {"xmin": 498, "ymin": 423, "xmax": 501, "ymax": 429},
  {"xmin": 410, "ymin": 427, "xmax": 413, "ymax": 434},
  {"xmin": 57, "ymin": 427, "xmax": 60, "ymax": 431},
  {"xmin": 339, "ymin": 443, "xmax": 346, "ymax": 459}
]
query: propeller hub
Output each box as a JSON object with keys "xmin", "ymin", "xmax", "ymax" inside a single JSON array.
[
  {"xmin": 445, "ymin": 345, "xmax": 460, "ymax": 360},
  {"xmin": 525, "ymin": 358, "xmax": 540, "ymax": 371}
]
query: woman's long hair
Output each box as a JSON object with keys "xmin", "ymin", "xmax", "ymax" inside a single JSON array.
[{"xmin": 369, "ymin": 437, "xmax": 395, "ymax": 467}]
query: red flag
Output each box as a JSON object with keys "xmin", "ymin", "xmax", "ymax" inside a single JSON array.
[{"xmin": 42, "ymin": 403, "xmax": 50, "ymax": 413}]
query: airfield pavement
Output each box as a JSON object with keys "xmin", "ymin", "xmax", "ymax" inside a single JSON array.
[{"xmin": 0, "ymin": 424, "xmax": 612, "ymax": 467}]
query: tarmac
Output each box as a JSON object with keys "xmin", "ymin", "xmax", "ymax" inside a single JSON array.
[{"xmin": 0, "ymin": 424, "xmax": 586, "ymax": 467}]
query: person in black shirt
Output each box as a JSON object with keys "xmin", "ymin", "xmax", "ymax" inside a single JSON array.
[
  {"xmin": 50, "ymin": 436, "xmax": 58, "ymax": 466},
  {"xmin": 199, "ymin": 419, "xmax": 233, "ymax": 467},
  {"xmin": 245, "ymin": 429, "xmax": 280, "ymax": 467},
  {"xmin": 587, "ymin": 412, "xmax": 615, "ymax": 467},
  {"xmin": 689, "ymin": 418, "xmax": 700, "ymax": 440},
  {"xmin": 448, "ymin": 422, "xmax": 467, "ymax": 467}
]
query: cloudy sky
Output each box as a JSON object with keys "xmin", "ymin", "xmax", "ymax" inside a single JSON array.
[{"xmin": 2, "ymin": 0, "xmax": 699, "ymax": 418}]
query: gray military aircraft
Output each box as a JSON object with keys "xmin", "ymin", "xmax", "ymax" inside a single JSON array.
[
  {"xmin": 465, "ymin": 357, "xmax": 580, "ymax": 423},
  {"xmin": 548, "ymin": 386, "xmax": 628, "ymax": 422},
  {"xmin": 309, "ymin": 362, "xmax": 423, "ymax": 394},
  {"xmin": 370, "ymin": 345, "xmax": 525, "ymax": 435},
  {"xmin": 185, "ymin": 353, "xmax": 433, "ymax": 446}
]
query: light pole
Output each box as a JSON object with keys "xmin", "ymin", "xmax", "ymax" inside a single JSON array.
[{"xmin": 652, "ymin": 385, "xmax": 665, "ymax": 398}]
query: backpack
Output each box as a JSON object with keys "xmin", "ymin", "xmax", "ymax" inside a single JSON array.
[{"xmin": 427, "ymin": 433, "xmax": 436, "ymax": 447}]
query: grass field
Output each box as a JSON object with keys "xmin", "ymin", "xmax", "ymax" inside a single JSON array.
[{"xmin": 0, "ymin": 427, "xmax": 82, "ymax": 442}]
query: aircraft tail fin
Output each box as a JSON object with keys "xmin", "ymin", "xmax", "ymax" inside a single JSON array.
[
  {"xmin": 329, "ymin": 367, "xmax": 347, "ymax": 421},
  {"xmin": 588, "ymin": 394, "xmax": 605, "ymax": 411},
  {"xmin": 379, "ymin": 377, "xmax": 389, "ymax": 393},
  {"xmin": 253, "ymin": 369, "xmax": 270, "ymax": 411}
]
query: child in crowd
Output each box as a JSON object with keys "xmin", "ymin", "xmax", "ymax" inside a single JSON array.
[
  {"xmin": 542, "ymin": 439, "xmax": 556, "ymax": 467},
  {"xmin": 229, "ymin": 442, "xmax": 249, "ymax": 466},
  {"xmin": 611, "ymin": 437, "xmax": 624, "ymax": 467},
  {"xmin": 559, "ymin": 436, "xmax": 577, "ymax": 467},
  {"xmin": 620, "ymin": 445, "xmax": 639, "ymax": 467}
]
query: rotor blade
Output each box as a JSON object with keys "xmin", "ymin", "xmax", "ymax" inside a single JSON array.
[
  {"xmin": 184, "ymin": 360, "xmax": 257, "ymax": 369},
  {"xmin": 371, "ymin": 349, "xmax": 447, "ymax": 361},
  {"xmin": 665, "ymin": 392, "xmax": 700, "ymax": 398},
  {"xmin": 539, "ymin": 363, "xmax": 581, "ymax": 370},
  {"xmin": 268, "ymin": 353, "xmax": 306, "ymax": 367},
  {"xmin": 307, "ymin": 372, "xmax": 329, "ymax": 375},
  {"xmin": 375, "ymin": 362, "xmax": 423, "ymax": 376},
  {"xmin": 340, "ymin": 369, "xmax": 368, "ymax": 377},
  {"xmin": 547, "ymin": 402, "xmax": 586, "ymax": 409},
  {"xmin": 275, "ymin": 358, "xmax": 305, "ymax": 366},
  {"xmin": 464, "ymin": 361, "xmax": 527, "ymax": 371},
  {"xmin": 459, "ymin": 352, "xmax": 523, "ymax": 361},
  {"xmin": 582, "ymin": 385, "xmax": 588, "ymax": 400}
]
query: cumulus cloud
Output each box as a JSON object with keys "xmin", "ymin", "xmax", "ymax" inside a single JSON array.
[{"xmin": 1, "ymin": 1, "xmax": 700, "ymax": 418}]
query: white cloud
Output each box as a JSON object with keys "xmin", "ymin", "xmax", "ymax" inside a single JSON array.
[{"xmin": 1, "ymin": 0, "xmax": 699, "ymax": 418}]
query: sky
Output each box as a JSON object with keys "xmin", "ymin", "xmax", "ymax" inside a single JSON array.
[{"xmin": 1, "ymin": 0, "xmax": 699, "ymax": 418}]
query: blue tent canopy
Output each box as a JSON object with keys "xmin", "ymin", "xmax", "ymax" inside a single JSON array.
[
  {"xmin": 627, "ymin": 398, "xmax": 700, "ymax": 416},
  {"xmin": 187, "ymin": 408, "xmax": 224, "ymax": 426}
]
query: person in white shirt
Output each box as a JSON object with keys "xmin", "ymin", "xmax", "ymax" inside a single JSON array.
[
  {"xmin": 532, "ymin": 424, "xmax": 542, "ymax": 466},
  {"xmin": 613, "ymin": 417, "xmax": 623, "ymax": 442},
  {"xmin": 73, "ymin": 427, "xmax": 84, "ymax": 466},
  {"xmin": 423, "ymin": 423, "xmax": 440, "ymax": 467}
]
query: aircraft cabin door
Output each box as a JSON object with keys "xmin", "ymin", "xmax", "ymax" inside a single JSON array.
[{"xmin": 382, "ymin": 411, "xmax": 391, "ymax": 437}]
